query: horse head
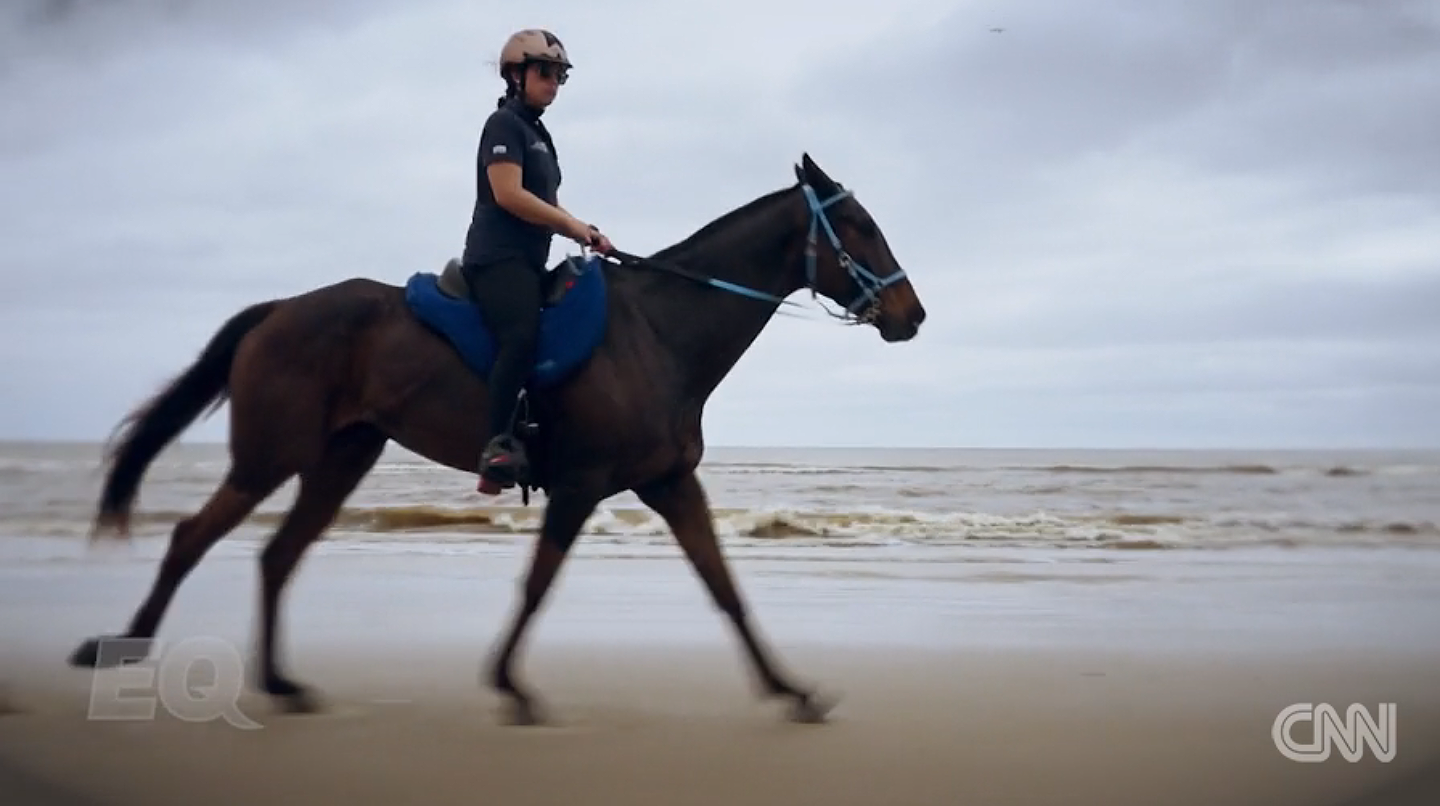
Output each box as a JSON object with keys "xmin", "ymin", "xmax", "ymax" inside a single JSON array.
[{"xmin": 792, "ymin": 152, "xmax": 927, "ymax": 342}]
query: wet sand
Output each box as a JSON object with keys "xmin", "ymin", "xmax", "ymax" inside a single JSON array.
[{"xmin": 2, "ymin": 545, "xmax": 1438, "ymax": 805}]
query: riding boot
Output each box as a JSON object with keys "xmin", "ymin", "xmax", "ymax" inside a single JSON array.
[{"xmin": 478, "ymin": 432, "xmax": 528, "ymax": 492}]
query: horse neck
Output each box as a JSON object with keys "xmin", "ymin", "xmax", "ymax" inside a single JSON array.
[{"xmin": 628, "ymin": 186, "xmax": 807, "ymax": 401}]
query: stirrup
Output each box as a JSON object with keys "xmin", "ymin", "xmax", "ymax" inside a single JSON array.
[
  {"xmin": 476, "ymin": 391, "xmax": 538, "ymax": 498},
  {"xmin": 478, "ymin": 432, "xmax": 527, "ymax": 485}
]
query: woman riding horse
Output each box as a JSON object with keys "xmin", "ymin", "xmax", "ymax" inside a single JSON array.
[{"xmin": 461, "ymin": 28, "xmax": 614, "ymax": 493}]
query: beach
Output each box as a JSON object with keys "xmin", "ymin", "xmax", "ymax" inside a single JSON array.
[{"xmin": 2, "ymin": 442, "xmax": 1438, "ymax": 804}]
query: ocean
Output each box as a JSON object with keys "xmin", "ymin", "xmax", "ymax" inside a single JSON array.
[{"xmin": 1, "ymin": 440, "xmax": 1436, "ymax": 565}]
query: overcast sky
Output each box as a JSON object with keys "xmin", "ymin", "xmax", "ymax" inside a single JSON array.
[{"xmin": 1, "ymin": 0, "xmax": 1436, "ymax": 449}]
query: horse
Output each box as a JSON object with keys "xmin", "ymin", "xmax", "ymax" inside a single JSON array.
[{"xmin": 67, "ymin": 152, "xmax": 927, "ymax": 726}]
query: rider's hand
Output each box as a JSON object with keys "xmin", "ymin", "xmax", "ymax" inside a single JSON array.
[
  {"xmin": 566, "ymin": 216, "xmax": 595, "ymax": 245},
  {"xmin": 569, "ymin": 218, "xmax": 613, "ymax": 254}
]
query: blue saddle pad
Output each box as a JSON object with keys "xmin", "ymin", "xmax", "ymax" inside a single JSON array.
[{"xmin": 403, "ymin": 256, "xmax": 608, "ymax": 389}]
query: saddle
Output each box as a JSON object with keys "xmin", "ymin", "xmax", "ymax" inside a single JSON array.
[
  {"xmin": 436, "ymin": 257, "xmax": 585, "ymax": 308},
  {"xmin": 428, "ymin": 255, "xmax": 597, "ymax": 505}
]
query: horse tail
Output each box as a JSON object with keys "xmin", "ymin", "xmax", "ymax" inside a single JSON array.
[{"xmin": 93, "ymin": 299, "xmax": 281, "ymax": 536}]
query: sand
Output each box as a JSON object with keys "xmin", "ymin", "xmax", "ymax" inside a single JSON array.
[{"xmin": 2, "ymin": 544, "xmax": 1438, "ymax": 806}]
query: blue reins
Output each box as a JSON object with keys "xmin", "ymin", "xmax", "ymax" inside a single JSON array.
[{"xmin": 599, "ymin": 181, "xmax": 906, "ymax": 322}]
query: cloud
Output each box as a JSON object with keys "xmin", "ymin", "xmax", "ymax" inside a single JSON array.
[
  {"xmin": 766, "ymin": 0, "xmax": 1440, "ymax": 446},
  {"xmin": 793, "ymin": 0, "xmax": 1440, "ymax": 211},
  {"xmin": 0, "ymin": 0, "xmax": 1435, "ymax": 448}
]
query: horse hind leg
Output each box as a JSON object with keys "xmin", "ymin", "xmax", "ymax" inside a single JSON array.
[
  {"xmin": 255, "ymin": 423, "xmax": 387, "ymax": 714},
  {"xmin": 67, "ymin": 468, "xmax": 286, "ymax": 669}
]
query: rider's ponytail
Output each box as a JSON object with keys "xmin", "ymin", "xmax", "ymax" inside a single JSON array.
[{"xmin": 497, "ymin": 67, "xmax": 521, "ymax": 108}]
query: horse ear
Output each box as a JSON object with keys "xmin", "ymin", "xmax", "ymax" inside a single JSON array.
[
  {"xmin": 799, "ymin": 152, "xmax": 836, "ymax": 191},
  {"xmin": 793, "ymin": 162, "xmax": 806, "ymax": 184}
]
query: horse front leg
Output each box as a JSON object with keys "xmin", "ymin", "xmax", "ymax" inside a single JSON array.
[
  {"xmin": 635, "ymin": 469, "xmax": 838, "ymax": 723},
  {"xmin": 486, "ymin": 486, "xmax": 599, "ymax": 726}
]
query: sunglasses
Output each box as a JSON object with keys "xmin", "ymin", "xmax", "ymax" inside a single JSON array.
[{"xmin": 532, "ymin": 61, "xmax": 569, "ymax": 84}]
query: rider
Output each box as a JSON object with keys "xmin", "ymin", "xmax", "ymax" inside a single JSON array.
[{"xmin": 461, "ymin": 28, "xmax": 613, "ymax": 493}]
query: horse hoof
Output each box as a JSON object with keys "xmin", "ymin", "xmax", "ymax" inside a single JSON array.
[
  {"xmin": 68, "ymin": 635, "xmax": 152, "ymax": 669},
  {"xmin": 265, "ymin": 678, "xmax": 322, "ymax": 714},
  {"xmin": 788, "ymin": 690, "xmax": 840, "ymax": 724},
  {"xmin": 504, "ymin": 699, "xmax": 546, "ymax": 727},
  {"xmin": 276, "ymin": 691, "xmax": 322, "ymax": 715},
  {"xmin": 67, "ymin": 639, "xmax": 101, "ymax": 668}
]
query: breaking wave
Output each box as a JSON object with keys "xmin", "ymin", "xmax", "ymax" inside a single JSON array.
[
  {"xmin": 17, "ymin": 503, "xmax": 1422, "ymax": 551},
  {"xmin": 4, "ymin": 445, "xmax": 1437, "ymax": 557}
]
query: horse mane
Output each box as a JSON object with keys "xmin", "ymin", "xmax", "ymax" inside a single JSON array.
[
  {"xmin": 593, "ymin": 175, "xmax": 807, "ymax": 312},
  {"xmin": 647, "ymin": 180, "xmax": 801, "ymax": 263}
]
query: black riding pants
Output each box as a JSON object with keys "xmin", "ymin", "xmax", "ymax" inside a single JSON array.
[{"xmin": 462, "ymin": 256, "xmax": 543, "ymax": 440}]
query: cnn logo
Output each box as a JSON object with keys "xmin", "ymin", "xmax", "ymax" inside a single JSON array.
[{"xmin": 1273, "ymin": 703, "xmax": 1396, "ymax": 763}]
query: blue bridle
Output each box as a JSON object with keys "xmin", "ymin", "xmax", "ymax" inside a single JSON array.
[
  {"xmin": 601, "ymin": 181, "xmax": 907, "ymax": 323},
  {"xmin": 798, "ymin": 181, "xmax": 908, "ymax": 321}
]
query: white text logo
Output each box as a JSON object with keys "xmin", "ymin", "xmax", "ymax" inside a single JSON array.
[
  {"xmin": 85, "ymin": 636, "xmax": 261, "ymax": 730},
  {"xmin": 1273, "ymin": 703, "xmax": 1395, "ymax": 763}
]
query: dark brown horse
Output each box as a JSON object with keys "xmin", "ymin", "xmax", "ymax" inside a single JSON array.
[{"xmin": 68, "ymin": 153, "xmax": 926, "ymax": 725}]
